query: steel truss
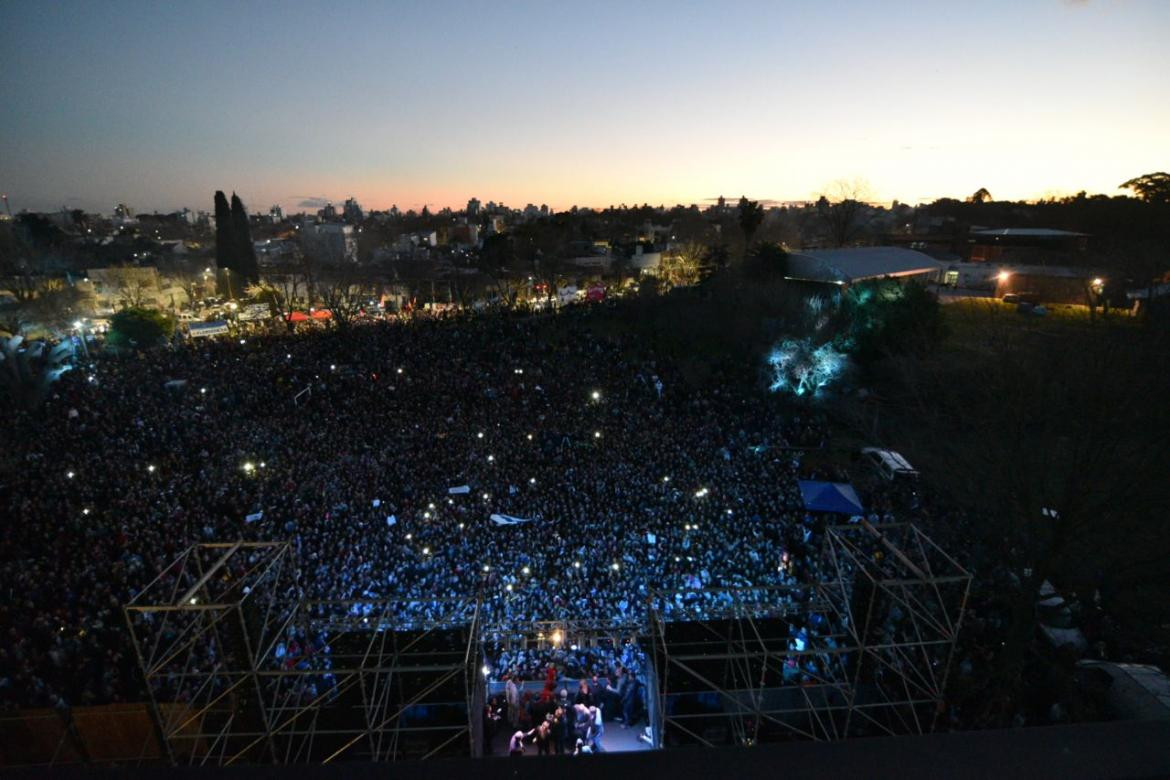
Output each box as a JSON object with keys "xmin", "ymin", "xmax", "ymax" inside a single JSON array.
[
  {"xmin": 125, "ymin": 542, "xmax": 482, "ymax": 766},
  {"xmin": 648, "ymin": 521, "xmax": 970, "ymax": 747}
]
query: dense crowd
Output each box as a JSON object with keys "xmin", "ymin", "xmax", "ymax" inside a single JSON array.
[{"xmin": 0, "ymin": 309, "xmax": 839, "ymax": 710}]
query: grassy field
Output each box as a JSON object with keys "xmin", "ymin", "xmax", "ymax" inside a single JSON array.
[{"xmin": 943, "ymin": 296, "xmax": 1137, "ymax": 339}]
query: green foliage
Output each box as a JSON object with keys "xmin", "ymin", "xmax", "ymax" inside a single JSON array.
[
  {"xmin": 108, "ymin": 307, "xmax": 175, "ymax": 348},
  {"xmin": 840, "ymin": 279, "xmax": 945, "ymax": 365}
]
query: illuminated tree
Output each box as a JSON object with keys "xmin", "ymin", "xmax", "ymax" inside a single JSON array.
[{"xmin": 659, "ymin": 242, "xmax": 706, "ymax": 287}]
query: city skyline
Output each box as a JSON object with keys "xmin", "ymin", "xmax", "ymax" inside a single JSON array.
[{"xmin": 2, "ymin": 0, "xmax": 1167, "ymax": 215}]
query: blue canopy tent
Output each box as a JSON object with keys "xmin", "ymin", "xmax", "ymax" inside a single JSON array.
[{"xmin": 798, "ymin": 480, "xmax": 864, "ymax": 515}]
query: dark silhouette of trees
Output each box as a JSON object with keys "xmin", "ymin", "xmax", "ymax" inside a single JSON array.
[
  {"xmin": 230, "ymin": 193, "xmax": 260, "ymax": 284},
  {"xmin": 214, "ymin": 191, "xmax": 232, "ymax": 272},
  {"xmin": 1119, "ymin": 172, "xmax": 1170, "ymax": 204},
  {"xmin": 968, "ymin": 187, "xmax": 993, "ymax": 204},
  {"xmin": 868, "ymin": 305, "xmax": 1170, "ymax": 725},
  {"xmin": 819, "ymin": 179, "xmax": 874, "ymax": 247},
  {"xmin": 742, "ymin": 241, "xmax": 788, "ymax": 281},
  {"xmin": 213, "ymin": 190, "xmax": 259, "ymax": 296},
  {"xmin": 737, "ymin": 196, "xmax": 764, "ymax": 252}
]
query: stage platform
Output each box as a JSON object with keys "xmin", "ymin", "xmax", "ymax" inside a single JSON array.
[{"xmin": 487, "ymin": 720, "xmax": 654, "ymax": 757}]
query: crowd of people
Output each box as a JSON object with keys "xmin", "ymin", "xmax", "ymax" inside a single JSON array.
[
  {"xmin": 1, "ymin": 308, "xmax": 841, "ymax": 711},
  {"xmin": 482, "ymin": 640, "xmax": 647, "ymax": 756}
]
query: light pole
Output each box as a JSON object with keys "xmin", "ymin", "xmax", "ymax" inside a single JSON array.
[{"xmin": 72, "ymin": 319, "xmax": 90, "ymax": 359}]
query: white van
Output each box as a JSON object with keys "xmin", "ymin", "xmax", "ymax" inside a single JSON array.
[{"xmin": 860, "ymin": 447, "xmax": 919, "ymax": 482}]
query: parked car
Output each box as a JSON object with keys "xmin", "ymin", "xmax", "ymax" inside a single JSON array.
[{"xmin": 860, "ymin": 447, "xmax": 919, "ymax": 482}]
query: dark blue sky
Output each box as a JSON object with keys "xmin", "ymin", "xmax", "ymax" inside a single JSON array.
[{"xmin": 2, "ymin": 0, "xmax": 1167, "ymax": 214}]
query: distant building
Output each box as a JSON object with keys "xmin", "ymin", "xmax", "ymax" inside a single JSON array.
[
  {"xmin": 968, "ymin": 228, "xmax": 1089, "ymax": 264},
  {"xmin": 449, "ymin": 224, "xmax": 479, "ymax": 246},
  {"xmin": 318, "ymin": 202, "xmax": 338, "ymax": 221},
  {"xmin": 254, "ymin": 238, "xmax": 299, "ymax": 265},
  {"xmin": 466, "ymin": 197, "xmax": 481, "ymax": 217},
  {"xmin": 629, "ymin": 245, "xmax": 662, "ymax": 275},
  {"xmin": 300, "ymin": 223, "xmax": 357, "ymax": 263},
  {"xmin": 342, "ymin": 197, "xmax": 364, "ymax": 223},
  {"xmin": 785, "ymin": 247, "xmax": 943, "ymax": 288},
  {"xmin": 269, "ymin": 205, "xmax": 284, "ymax": 222}
]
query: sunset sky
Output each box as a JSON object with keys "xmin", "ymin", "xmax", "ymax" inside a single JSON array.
[{"xmin": 2, "ymin": 0, "xmax": 1167, "ymax": 215}]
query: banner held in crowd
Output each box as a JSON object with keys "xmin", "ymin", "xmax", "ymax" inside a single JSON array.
[{"xmin": 490, "ymin": 513, "xmax": 532, "ymax": 526}]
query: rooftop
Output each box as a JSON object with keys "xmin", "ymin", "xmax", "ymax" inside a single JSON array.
[
  {"xmin": 971, "ymin": 228, "xmax": 1088, "ymax": 238},
  {"xmin": 788, "ymin": 247, "xmax": 943, "ymax": 284}
]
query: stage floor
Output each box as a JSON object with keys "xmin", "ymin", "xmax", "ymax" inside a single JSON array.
[{"xmin": 488, "ymin": 721, "xmax": 654, "ymax": 757}]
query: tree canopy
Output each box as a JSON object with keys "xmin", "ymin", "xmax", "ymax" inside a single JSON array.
[
  {"xmin": 1119, "ymin": 172, "xmax": 1170, "ymax": 204},
  {"xmin": 107, "ymin": 307, "xmax": 175, "ymax": 348}
]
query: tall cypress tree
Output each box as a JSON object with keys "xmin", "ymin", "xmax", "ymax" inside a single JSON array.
[
  {"xmin": 214, "ymin": 190, "xmax": 232, "ymax": 271},
  {"xmin": 230, "ymin": 193, "xmax": 260, "ymax": 284}
]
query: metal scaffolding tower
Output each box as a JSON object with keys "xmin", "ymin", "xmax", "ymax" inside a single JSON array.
[
  {"xmin": 648, "ymin": 521, "xmax": 970, "ymax": 747},
  {"xmin": 124, "ymin": 542, "xmax": 481, "ymax": 766}
]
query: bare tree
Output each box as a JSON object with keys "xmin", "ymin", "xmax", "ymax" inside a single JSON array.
[
  {"xmin": 318, "ymin": 265, "xmax": 378, "ymax": 329},
  {"xmin": 101, "ymin": 266, "xmax": 158, "ymax": 309},
  {"xmin": 170, "ymin": 267, "xmax": 208, "ymax": 310},
  {"xmin": 819, "ymin": 178, "xmax": 875, "ymax": 247}
]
